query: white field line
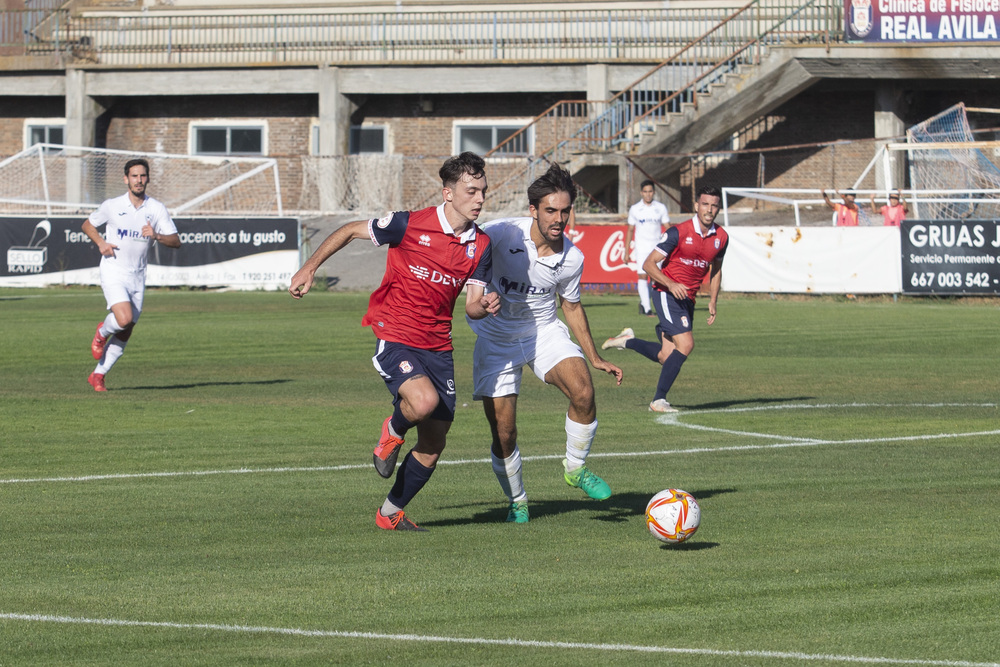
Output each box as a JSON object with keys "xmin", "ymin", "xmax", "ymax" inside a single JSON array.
[
  {"xmin": 1, "ymin": 403, "xmax": 997, "ymax": 486},
  {"xmin": 0, "ymin": 612, "xmax": 997, "ymax": 667}
]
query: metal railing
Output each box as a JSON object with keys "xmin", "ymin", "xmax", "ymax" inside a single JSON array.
[
  {"xmin": 1, "ymin": 7, "xmax": 792, "ymax": 66},
  {"xmin": 485, "ymin": 0, "xmax": 840, "ymax": 161}
]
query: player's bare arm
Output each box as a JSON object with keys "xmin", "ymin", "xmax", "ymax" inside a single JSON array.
[
  {"xmin": 81, "ymin": 220, "xmax": 118, "ymax": 258},
  {"xmin": 642, "ymin": 249, "xmax": 687, "ymax": 301},
  {"xmin": 560, "ymin": 298, "xmax": 623, "ymax": 386},
  {"xmin": 142, "ymin": 224, "xmax": 181, "ymax": 248},
  {"xmin": 706, "ymin": 258, "xmax": 724, "ymax": 326},
  {"xmin": 464, "ymin": 283, "xmax": 500, "ymax": 319},
  {"xmin": 288, "ymin": 220, "xmax": 369, "ymax": 299}
]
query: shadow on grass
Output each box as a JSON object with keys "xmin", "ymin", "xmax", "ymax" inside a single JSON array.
[
  {"xmin": 428, "ymin": 487, "xmax": 735, "ymax": 541},
  {"xmin": 682, "ymin": 396, "xmax": 816, "ymax": 411},
  {"xmin": 117, "ymin": 379, "xmax": 292, "ymax": 391}
]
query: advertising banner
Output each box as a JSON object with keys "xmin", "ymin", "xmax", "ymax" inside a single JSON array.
[
  {"xmin": 900, "ymin": 219, "xmax": 1000, "ymax": 293},
  {"xmin": 567, "ymin": 224, "xmax": 642, "ymax": 285},
  {"xmin": 846, "ymin": 0, "xmax": 1000, "ymax": 43},
  {"xmin": 1, "ymin": 216, "xmax": 299, "ymax": 290}
]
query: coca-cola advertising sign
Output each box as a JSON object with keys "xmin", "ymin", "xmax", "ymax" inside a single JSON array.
[{"xmin": 568, "ymin": 224, "xmax": 639, "ymax": 283}]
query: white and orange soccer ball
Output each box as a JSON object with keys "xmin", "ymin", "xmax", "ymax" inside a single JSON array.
[{"xmin": 645, "ymin": 489, "xmax": 700, "ymax": 544}]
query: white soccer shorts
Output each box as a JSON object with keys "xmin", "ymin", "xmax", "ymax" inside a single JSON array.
[
  {"xmin": 472, "ymin": 318, "xmax": 583, "ymax": 399},
  {"xmin": 634, "ymin": 239, "xmax": 657, "ymax": 274},
  {"xmin": 101, "ymin": 266, "xmax": 146, "ymax": 318}
]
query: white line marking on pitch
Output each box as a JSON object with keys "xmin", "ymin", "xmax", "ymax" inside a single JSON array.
[
  {"xmin": 0, "ymin": 612, "xmax": 996, "ymax": 667},
  {"xmin": 1, "ymin": 403, "xmax": 996, "ymax": 486}
]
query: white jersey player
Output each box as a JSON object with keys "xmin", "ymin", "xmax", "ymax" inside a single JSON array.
[
  {"xmin": 625, "ymin": 180, "xmax": 669, "ymax": 316},
  {"xmin": 81, "ymin": 158, "xmax": 181, "ymax": 391},
  {"xmin": 468, "ymin": 164, "xmax": 622, "ymax": 524}
]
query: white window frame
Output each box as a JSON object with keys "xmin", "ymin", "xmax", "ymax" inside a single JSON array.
[
  {"xmin": 189, "ymin": 120, "xmax": 268, "ymax": 156},
  {"xmin": 24, "ymin": 118, "xmax": 66, "ymax": 153},
  {"xmin": 310, "ymin": 121, "xmax": 390, "ymax": 155},
  {"xmin": 453, "ymin": 119, "xmax": 534, "ymax": 158}
]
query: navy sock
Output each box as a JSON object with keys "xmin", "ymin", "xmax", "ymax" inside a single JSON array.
[
  {"xmin": 625, "ymin": 337, "xmax": 662, "ymax": 362},
  {"xmin": 654, "ymin": 350, "xmax": 687, "ymax": 401},
  {"xmin": 390, "ymin": 404, "xmax": 415, "ymax": 438},
  {"xmin": 387, "ymin": 451, "xmax": 434, "ymax": 509}
]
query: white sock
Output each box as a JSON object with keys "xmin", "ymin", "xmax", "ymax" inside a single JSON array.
[
  {"xmin": 101, "ymin": 312, "xmax": 127, "ymax": 337},
  {"xmin": 492, "ymin": 447, "xmax": 526, "ymax": 503},
  {"xmin": 637, "ymin": 279, "xmax": 651, "ymax": 312},
  {"xmin": 95, "ymin": 337, "xmax": 127, "ymax": 374},
  {"xmin": 380, "ymin": 499, "xmax": 403, "ymax": 516},
  {"xmin": 565, "ymin": 414, "xmax": 598, "ymax": 472}
]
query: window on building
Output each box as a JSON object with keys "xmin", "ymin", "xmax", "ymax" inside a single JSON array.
[
  {"xmin": 350, "ymin": 126, "xmax": 387, "ymax": 154},
  {"xmin": 310, "ymin": 124, "xmax": 388, "ymax": 155},
  {"xmin": 25, "ymin": 121, "xmax": 65, "ymax": 153},
  {"xmin": 191, "ymin": 123, "xmax": 266, "ymax": 156},
  {"xmin": 455, "ymin": 122, "xmax": 532, "ymax": 156}
]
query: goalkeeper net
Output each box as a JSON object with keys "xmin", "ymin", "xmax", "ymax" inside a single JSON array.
[
  {"xmin": 905, "ymin": 103, "xmax": 1000, "ymax": 220},
  {"xmin": 0, "ymin": 144, "xmax": 282, "ymax": 216}
]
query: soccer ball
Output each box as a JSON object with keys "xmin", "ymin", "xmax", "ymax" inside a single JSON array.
[{"xmin": 645, "ymin": 489, "xmax": 700, "ymax": 544}]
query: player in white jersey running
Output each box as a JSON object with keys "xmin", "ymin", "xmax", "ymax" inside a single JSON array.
[
  {"xmin": 468, "ymin": 164, "xmax": 623, "ymax": 523},
  {"xmin": 625, "ymin": 180, "xmax": 669, "ymax": 316},
  {"xmin": 81, "ymin": 158, "xmax": 181, "ymax": 392}
]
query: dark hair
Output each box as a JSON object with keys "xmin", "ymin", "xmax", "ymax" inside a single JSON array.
[
  {"xmin": 640, "ymin": 179, "xmax": 655, "ymax": 190},
  {"xmin": 124, "ymin": 158, "xmax": 150, "ymax": 177},
  {"xmin": 439, "ymin": 152, "xmax": 486, "ymax": 188},
  {"xmin": 527, "ymin": 163, "xmax": 577, "ymax": 209},
  {"xmin": 695, "ymin": 185, "xmax": 721, "ymax": 200}
]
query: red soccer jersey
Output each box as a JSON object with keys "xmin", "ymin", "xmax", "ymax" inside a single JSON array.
[
  {"xmin": 651, "ymin": 217, "xmax": 729, "ymax": 301},
  {"xmin": 361, "ymin": 204, "xmax": 492, "ymax": 351}
]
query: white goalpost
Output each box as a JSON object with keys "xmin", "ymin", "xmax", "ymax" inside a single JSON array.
[{"xmin": 0, "ymin": 144, "xmax": 283, "ymax": 217}]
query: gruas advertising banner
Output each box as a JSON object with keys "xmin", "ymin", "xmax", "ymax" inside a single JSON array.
[
  {"xmin": 900, "ymin": 219, "xmax": 1000, "ymax": 293},
  {"xmin": 846, "ymin": 0, "xmax": 1000, "ymax": 43}
]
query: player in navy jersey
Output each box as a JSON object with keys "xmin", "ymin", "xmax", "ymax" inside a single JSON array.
[
  {"xmin": 288, "ymin": 152, "xmax": 500, "ymax": 531},
  {"xmin": 602, "ymin": 185, "xmax": 728, "ymax": 413},
  {"xmin": 82, "ymin": 158, "xmax": 181, "ymax": 392},
  {"xmin": 469, "ymin": 164, "xmax": 623, "ymax": 523}
]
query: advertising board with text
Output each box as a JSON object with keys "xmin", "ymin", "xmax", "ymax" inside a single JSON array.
[{"xmin": 900, "ymin": 219, "xmax": 1000, "ymax": 293}]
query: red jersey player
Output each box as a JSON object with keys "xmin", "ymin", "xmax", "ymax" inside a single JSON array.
[
  {"xmin": 289, "ymin": 152, "xmax": 500, "ymax": 531},
  {"xmin": 602, "ymin": 185, "xmax": 729, "ymax": 413}
]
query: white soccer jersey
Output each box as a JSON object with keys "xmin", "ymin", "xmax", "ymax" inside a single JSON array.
[
  {"xmin": 469, "ymin": 217, "xmax": 584, "ymax": 339},
  {"xmin": 89, "ymin": 192, "xmax": 176, "ymax": 274},
  {"xmin": 627, "ymin": 199, "xmax": 669, "ymax": 244}
]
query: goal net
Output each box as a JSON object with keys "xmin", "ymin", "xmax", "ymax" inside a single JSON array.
[
  {"xmin": 0, "ymin": 144, "xmax": 283, "ymax": 216},
  {"xmin": 905, "ymin": 103, "xmax": 1000, "ymax": 219}
]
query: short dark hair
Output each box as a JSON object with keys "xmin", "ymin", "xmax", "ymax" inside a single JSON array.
[
  {"xmin": 695, "ymin": 185, "xmax": 721, "ymax": 200},
  {"xmin": 439, "ymin": 152, "xmax": 486, "ymax": 188},
  {"xmin": 124, "ymin": 158, "xmax": 149, "ymax": 177},
  {"xmin": 527, "ymin": 163, "xmax": 577, "ymax": 210},
  {"xmin": 640, "ymin": 179, "xmax": 655, "ymax": 190}
]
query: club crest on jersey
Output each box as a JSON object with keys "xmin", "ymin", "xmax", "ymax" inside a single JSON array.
[
  {"xmin": 399, "ymin": 360, "xmax": 413, "ymax": 374},
  {"xmin": 681, "ymin": 316, "xmax": 690, "ymax": 328},
  {"xmin": 376, "ymin": 213, "xmax": 394, "ymax": 229},
  {"xmin": 466, "ymin": 243, "xmax": 476, "ymax": 259},
  {"xmin": 714, "ymin": 238, "xmax": 721, "ymax": 249}
]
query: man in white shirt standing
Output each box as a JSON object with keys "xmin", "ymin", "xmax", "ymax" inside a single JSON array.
[
  {"xmin": 468, "ymin": 164, "xmax": 623, "ymax": 523},
  {"xmin": 81, "ymin": 158, "xmax": 181, "ymax": 391},
  {"xmin": 625, "ymin": 180, "xmax": 669, "ymax": 316}
]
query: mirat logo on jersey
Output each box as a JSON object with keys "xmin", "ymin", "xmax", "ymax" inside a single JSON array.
[{"xmin": 498, "ymin": 276, "xmax": 551, "ymax": 296}]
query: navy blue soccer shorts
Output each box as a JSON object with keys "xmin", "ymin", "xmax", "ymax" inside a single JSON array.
[
  {"xmin": 652, "ymin": 289, "xmax": 695, "ymax": 338},
  {"xmin": 371, "ymin": 339, "xmax": 456, "ymax": 422}
]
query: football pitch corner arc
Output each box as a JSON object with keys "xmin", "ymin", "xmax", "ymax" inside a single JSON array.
[{"xmin": 1, "ymin": 612, "xmax": 998, "ymax": 667}]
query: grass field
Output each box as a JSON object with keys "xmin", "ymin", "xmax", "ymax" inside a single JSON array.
[{"xmin": 1, "ymin": 287, "xmax": 998, "ymax": 666}]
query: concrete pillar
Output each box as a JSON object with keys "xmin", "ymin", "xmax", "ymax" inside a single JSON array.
[
  {"xmin": 64, "ymin": 68, "xmax": 103, "ymax": 204},
  {"xmin": 317, "ymin": 65, "xmax": 352, "ymax": 156},
  {"xmin": 874, "ymin": 82, "xmax": 906, "ymax": 193}
]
